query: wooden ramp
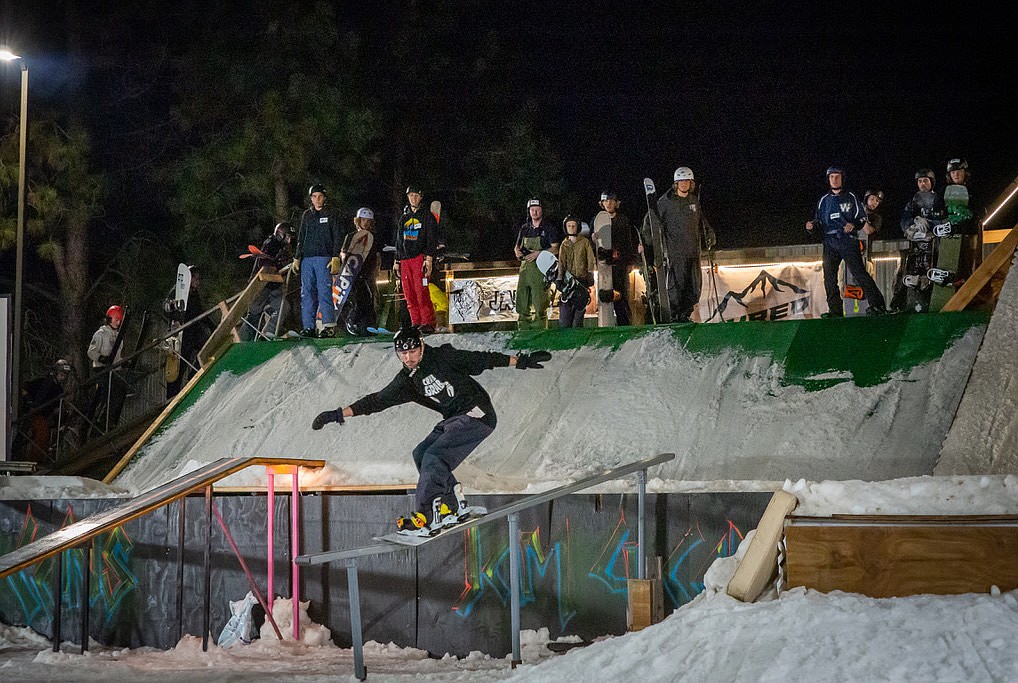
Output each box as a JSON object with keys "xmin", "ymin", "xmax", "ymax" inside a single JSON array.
[{"xmin": 783, "ymin": 514, "xmax": 1018, "ymax": 598}]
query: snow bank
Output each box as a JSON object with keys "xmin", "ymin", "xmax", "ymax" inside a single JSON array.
[
  {"xmin": 114, "ymin": 328, "xmax": 982, "ymax": 494},
  {"xmin": 0, "ymin": 476, "xmax": 131, "ymax": 500}
]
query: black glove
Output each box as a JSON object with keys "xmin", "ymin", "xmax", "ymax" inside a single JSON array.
[
  {"xmin": 516, "ymin": 350, "xmax": 552, "ymax": 370},
  {"xmin": 98, "ymin": 355, "xmax": 111, "ymax": 365},
  {"xmin": 312, "ymin": 409, "xmax": 345, "ymax": 430},
  {"xmin": 555, "ymin": 279, "xmax": 565, "ymax": 292}
]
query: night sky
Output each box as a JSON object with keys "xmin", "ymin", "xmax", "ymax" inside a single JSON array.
[{"xmin": 3, "ymin": 2, "xmax": 1018, "ymax": 253}]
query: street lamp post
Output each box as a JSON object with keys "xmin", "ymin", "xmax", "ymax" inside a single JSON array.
[{"xmin": 1, "ymin": 49, "xmax": 27, "ymax": 422}]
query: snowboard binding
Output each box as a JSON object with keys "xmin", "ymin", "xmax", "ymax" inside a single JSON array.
[{"xmin": 927, "ymin": 268, "xmax": 958, "ymax": 286}]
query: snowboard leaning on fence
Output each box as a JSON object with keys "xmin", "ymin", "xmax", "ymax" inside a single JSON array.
[
  {"xmin": 166, "ymin": 263, "xmax": 191, "ymax": 383},
  {"xmin": 593, "ymin": 211, "xmax": 617, "ymax": 327},
  {"xmin": 643, "ymin": 178, "xmax": 671, "ymax": 323},
  {"xmin": 928, "ymin": 184, "xmax": 971, "ymax": 311},
  {"xmin": 332, "ymin": 231, "xmax": 375, "ymax": 316}
]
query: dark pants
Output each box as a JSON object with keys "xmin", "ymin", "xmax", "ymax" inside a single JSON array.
[
  {"xmin": 412, "ymin": 414, "xmax": 494, "ymax": 514},
  {"xmin": 611, "ymin": 264, "xmax": 631, "ymax": 325},
  {"xmin": 667, "ymin": 255, "xmax": 702, "ymax": 322},
  {"xmin": 338, "ymin": 278, "xmax": 377, "ymax": 335},
  {"xmin": 558, "ymin": 299, "xmax": 586, "ymax": 328},
  {"xmin": 822, "ymin": 238, "xmax": 886, "ymax": 315}
]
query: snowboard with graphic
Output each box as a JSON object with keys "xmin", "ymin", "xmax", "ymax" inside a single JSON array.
[
  {"xmin": 642, "ymin": 178, "xmax": 670, "ymax": 323},
  {"xmin": 842, "ymin": 236, "xmax": 873, "ymax": 317},
  {"xmin": 593, "ymin": 211, "xmax": 616, "ymax": 327},
  {"xmin": 332, "ymin": 231, "xmax": 375, "ymax": 315},
  {"xmin": 166, "ymin": 264, "xmax": 191, "ymax": 383},
  {"xmin": 929, "ymin": 184, "xmax": 972, "ymax": 311}
]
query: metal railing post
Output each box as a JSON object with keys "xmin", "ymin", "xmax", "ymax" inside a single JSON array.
[
  {"xmin": 267, "ymin": 471, "xmax": 275, "ymax": 610},
  {"xmin": 637, "ymin": 468, "xmax": 647, "ymax": 580},
  {"xmin": 291, "ymin": 471, "xmax": 300, "ymax": 640},
  {"xmin": 202, "ymin": 486, "xmax": 212, "ymax": 651},
  {"xmin": 346, "ymin": 558, "xmax": 366, "ymax": 681},
  {"xmin": 80, "ymin": 543, "xmax": 90, "ymax": 653},
  {"xmin": 177, "ymin": 495, "xmax": 186, "ymax": 642},
  {"xmin": 52, "ymin": 550, "xmax": 63, "ymax": 652},
  {"xmin": 508, "ymin": 512, "xmax": 522, "ymax": 666}
]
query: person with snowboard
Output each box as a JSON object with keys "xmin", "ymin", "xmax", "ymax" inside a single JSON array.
[
  {"xmin": 85, "ymin": 305, "xmax": 129, "ymax": 434},
  {"xmin": 514, "ymin": 198, "xmax": 560, "ymax": 330},
  {"xmin": 337, "ymin": 207, "xmax": 381, "ymax": 336},
  {"xmin": 165, "ymin": 267, "xmax": 214, "ymax": 398},
  {"xmin": 806, "ymin": 166, "xmax": 887, "ymax": 317},
  {"xmin": 395, "ymin": 185, "xmax": 439, "ymax": 333},
  {"xmin": 241, "ymin": 222, "xmax": 295, "ymax": 341},
  {"xmin": 596, "ymin": 191, "xmax": 639, "ymax": 326},
  {"xmin": 555, "ymin": 214, "xmax": 596, "ymax": 328},
  {"xmin": 656, "ymin": 167, "xmax": 716, "ymax": 322},
  {"xmin": 294, "ymin": 184, "xmax": 343, "ymax": 338},
  {"xmin": 892, "ymin": 169, "xmax": 945, "ymax": 312},
  {"xmin": 310, "ymin": 326, "xmax": 552, "ymax": 537},
  {"xmin": 943, "ymin": 158, "xmax": 982, "ymax": 281}
]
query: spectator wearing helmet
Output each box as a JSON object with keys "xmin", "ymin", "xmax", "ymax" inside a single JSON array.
[
  {"xmin": 395, "ymin": 185, "xmax": 439, "ymax": 333},
  {"xmin": 891, "ymin": 169, "xmax": 947, "ymax": 313},
  {"xmin": 806, "ymin": 166, "xmax": 887, "ymax": 317},
  {"xmin": 555, "ymin": 215, "xmax": 596, "ymax": 328},
  {"xmin": 17, "ymin": 359, "xmax": 73, "ymax": 463},
  {"xmin": 240, "ymin": 222, "xmax": 296, "ymax": 342},
  {"xmin": 597, "ymin": 191, "xmax": 640, "ymax": 326},
  {"xmin": 656, "ymin": 166, "xmax": 717, "ymax": 322},
  {"xmin": 943, "ymin": 158, "xmax": 982, "ymax": 282},
  {"xmin": 295, "ymin": 184, "xmax": 343, "ymax": 338},
  {"xmin": 513, "ymin": 198, "xmax": 561, "ymax": 330},
  {"xmin": 85, "ymin": 305, "xmax": 129, "ymax": 434},
  {"xmin": 337, "ymin": 207, "xmax": 381, "ymax": 336},
  {"xmin": 310, "ymin": 326, "xmax": 553, "ymax": 537}
]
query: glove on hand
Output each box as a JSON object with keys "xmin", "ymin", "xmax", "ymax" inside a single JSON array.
[
  {"xmin": 312, "ymin": 409, "xmax": 345, "ymax": 430},
  {"xmin": 328, "ymin": 256, "xmax": 342, "ymax": 275},
  {"xmin": 554, "ymin": 279, "xmax": 565, "ymax": 292},
  {"xmin": 292, "ymin": 258, "xmax": 301, "ymax": 273},
  {"xmin": 98, "ymin": 355, "xmax": 112, "ymax": 365},
  {"xmin": 516, "ymin": 350, "xmax": 552, "ymax": 370}
]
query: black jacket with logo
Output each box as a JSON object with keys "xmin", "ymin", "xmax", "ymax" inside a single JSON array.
[
  {"xmin": 296, "ymin": 206, "xmax": 341, "ymax": 259},
  {"xmin": 349, "ymin": 344, "xmax": 510, "ymax": 428}
]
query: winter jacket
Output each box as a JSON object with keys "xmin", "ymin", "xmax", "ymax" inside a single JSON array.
[
  {"xmin": 811, "ymin": 190, "xmax": 866, "ymax": 244},
  {"xmin": 900, "ymin": 190, "xmax": 946, "ymax": 239},
  {"xmin": 514, "ymin": 220, "xmax": 561, "ymax": 268},
  {"xmin": 349, "ymin": 343, "xmax": 511, "ymax": 428},
  {"xmin": 604, "ymin": 212, "xmax": 639, "ymax": 265},
  {"xmin": 657, "ymin": 190, "xmax": 715, "ymax": 257},
  {"xmin": 557, "ymin": 235, "xmax": 596, "ymax": 286},
  {"xmin": 296, "ymin": 206, "xmax": 341, "ymax": 259},
  {"xmin": 87, "ymin": 324, "xmax": 122, "ymax": 368},
  {"xmin": 396, "ymin": 205, "xmax": 438, "ymax": 261}
]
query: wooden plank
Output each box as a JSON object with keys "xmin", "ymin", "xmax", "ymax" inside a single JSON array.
[
  {"xmin": 627, "ymin": 579, "xmax": 654, "ymax": 632},
  {"xmin": 793, "ymin": 514, "xmax": 1018, "ymax": 525},
  {"xmin": 198, "ymin": 268, "xmax": 271, "ymax": 367},
  {"xmin": 727, "ymin": 490, "xmax": 797, "ymax": 602},
  {"xmin": 784, "ymin": 524, "xmax": 1018, "ymax": 598},
  {"xmin": 102, "ymin": 363, "xmax": 213, "ymax": 483},
  {"xmin": 942, "ymin": 225, "xmax": 1018, "ymax": 312},
  {"xmin": 2, "ymin": 457, "xmax": 325, "ymax": 580}
]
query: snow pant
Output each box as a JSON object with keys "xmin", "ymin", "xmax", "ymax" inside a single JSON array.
[
  {"xmin": 338, "ymin": 277, "xmax": 377, "ymax": 335},
  {"xmin": 398, "ymin": 254, "xmax": 436, "ymax": 327},
  {"xmin": 667, "ymin": 255, "xmax": 702, "ymax": 323},
  {"xmin": 558, "ymin": 299, "xmax": 586, "ymax": 328},
  {"xmin": 516, "ymin": 261, "xmax": 548, "ymax": 330},
  {"xmin": 300, "ymin": 256, "xmax": 336, "ymax": 330},
  {"xmin": 611, "ymin": 263, "xmax": 631, "ymax": 326},
  {"xmin": 412, "ymin": 414, "xmax": 494, "ymax": 515},
  {"xmin": 822, "ymin": 239, "xmax": 886, "ymax": 315},
  {"xmin": 240, "ymin": 285, "xmax": 283, "ymax": 341}
]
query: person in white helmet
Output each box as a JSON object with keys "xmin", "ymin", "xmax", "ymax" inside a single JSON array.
[
  {"xmin": 656, "ymin": 167, "xmax": 716, "ymax": 322},
  {"xmin": 337, "ymin": 207, "xmax": 381, "ymax": 336}
]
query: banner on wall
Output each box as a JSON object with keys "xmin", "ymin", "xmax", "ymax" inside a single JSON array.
[
  {"xmin": 694, "ymin": 262, "xmax": 826, "ymax": 322},
  {"xmin": 449, "ymin": 276, "xmax": 521, "ymax": 324}
]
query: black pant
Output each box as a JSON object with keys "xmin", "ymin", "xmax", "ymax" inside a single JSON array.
[
  {"xmin": 667, "ymin": 255, "xmax": 702, "ymax": 322},
  {"xmin": 411, "ymin": 414, "xmax": 494, "ymax": 515},
  {"xmin": 611, "ymin": 264, "xmax": 631, "ymax": 325},
  {"xmin": 822, "ymin": 238, "xmax": 886, "ymax": 315}
]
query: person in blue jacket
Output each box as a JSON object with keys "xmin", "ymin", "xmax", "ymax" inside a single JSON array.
[{"xmin": 806, "ymin": 166, "xmax": 887, "ymax": 317}]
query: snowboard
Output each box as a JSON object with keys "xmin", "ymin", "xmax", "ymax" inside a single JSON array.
[
  {"xmin": 333, "ymin": 230, "xmax": 375, "ymax": 315},
  {"xmin": 167, "ymin": 264, "xmax": 191, "ymax": 383},
  {"xmin": 593, "ymin": 211, "xmax": 616, "ymax": 327},
  {"xmin": 431, "ymin": 200, "xmax": 441, "ymax": 223},
  {"xmin": 842, "ymin": 236, "xmax": 872, "ymax": 317},
  {"xmin": 929, "ymin": 184, "xmax": 972, "ymax": 311},
  {"xmin": 642, "ymin": 178, "xmax": 671, "ymax": 323},
  {"xmin": 375, "ymin": 506, "xmax": 489, "ymax": 547}
]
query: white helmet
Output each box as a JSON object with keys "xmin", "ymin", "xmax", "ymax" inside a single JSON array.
[{"xmin": 673, "ymin": 167, "xmax": 695, "ymax": 182}]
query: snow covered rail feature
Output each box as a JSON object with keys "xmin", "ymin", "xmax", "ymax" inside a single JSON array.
[{"xmin": 294, "ymin": 452, "xmax": 674, "ymax": 681}]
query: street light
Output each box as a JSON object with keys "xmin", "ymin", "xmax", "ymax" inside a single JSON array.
[{"xmin": 1, "ymin": 49, "xmax": 27, "ymax": 422}]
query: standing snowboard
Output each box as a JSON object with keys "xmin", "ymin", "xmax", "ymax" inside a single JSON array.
[
  {"xmin": 333, "ymin": 230, "xmax": 375, "ymax": 317},
  {"xmin": 593, "ymin": 211, "xmax": 617, "ymax": 327},
  {"xmin": 842, "ymin": 236, "xmax": 873, "ymax": 316},
  {"xmin": 928, "ymin": 184, "xmax": 971, "ymax": 311},
  {"xmin": 166, "ymin": 264, "xmax": 191, "ymax": 383},
  {"xmin": 642, "ymin": 178, "xmax": 671, "ymax": 323}
]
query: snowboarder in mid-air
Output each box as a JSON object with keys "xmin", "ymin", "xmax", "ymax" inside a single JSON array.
[{"xmin": 311, "ymin": 326, "xmax": 552, "ymax": 537}]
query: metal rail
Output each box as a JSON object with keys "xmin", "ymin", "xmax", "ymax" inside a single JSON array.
[{"xmin": 295, "ymin": 452, "xmax": 674, "ymax": 680}]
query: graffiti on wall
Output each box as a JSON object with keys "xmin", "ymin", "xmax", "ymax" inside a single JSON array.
[{"xmin": 0, "ymin": 504, "xmax": 139, "ymax": 630}]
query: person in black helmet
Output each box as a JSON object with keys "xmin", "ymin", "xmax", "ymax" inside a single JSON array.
[
  {"xmin": 597, "ymin": 191, "xmax": 639, "ymax": 325},
  {"xmin": 395, "ymin": 185, "xmax": 439, "ymax": 333},
  {"xmin": 893, "ymin": 169, "xmax": 946, "ymax": 312},
  {"xmin": 241, "ymin": 221, "xmax": 296, "ymax": 341},
  {"xmin": 310, "ymin": 326, "xmax": 552, "ymax": 537},
  {"xmin": 295, "ymin": 184, "xmax": 342, "ymax": 338},
  {"xmin": 805, "ymin": 166, "xmax": 887, "ymax": 317}
]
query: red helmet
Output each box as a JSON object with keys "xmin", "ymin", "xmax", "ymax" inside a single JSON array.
[{"xmin": 106, "ymin": 305, "xmax": 124, "ymax": 325}]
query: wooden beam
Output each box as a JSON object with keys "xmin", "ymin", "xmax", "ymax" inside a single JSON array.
[
  {"xmin": 784, "ymin": 523, "xmax": 1018, "ymax": 598},
  {"xmin": 198, "ymin": 268, "xmax": 271, "ymax": 366},
  {"xmin": 942, "ymin": 225, "xmax": 1018, "ymax": 312}
]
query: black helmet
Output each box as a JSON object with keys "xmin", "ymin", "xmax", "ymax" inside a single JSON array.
[
  {"xmin": 946, "ymin": 158, "xmax": 969, "ymax": 173},
  {"xmin": 53, "ymin": 358, "xmax": 72, "ymax": 375},
  {"xmin": 864, "ymin": 189, "xmax": 885, "ymax": 202},
  {"xmin": 562, "ymin": 214, "xmax": 581, "ymax": 233},
  {"xmin": 825, "ymin": 165, "xmax": 844, "ymax": 176},
  {"xmin": 915, "ymin": 168, "xmax": 936, "ymax": 183},
  {"xmin": 308, "ymin": 184, "xmax": 326, "ymax": 195},
  {"xmin": 393, "ymin": 326, "xmax": 423, "ymax": 352},
  {"xmin": 405, "ymin": 185, "xmax": 422, "ymax": 195}
]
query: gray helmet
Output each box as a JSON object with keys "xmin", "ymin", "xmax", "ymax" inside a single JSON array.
[
  {"xmin": 673, "ymin": 167, "xmax": 695, "ymax": 182},
  {"xmin": 915, "ymin": 169, "xmax": 935, "ymax": 183},
  {"xmin": 946, "ymin": 158, "xmax": 969, "ymax": 173},
  {"xmin": 393, "ymin": 326, "xmax": 423, "ymax": 352}
]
